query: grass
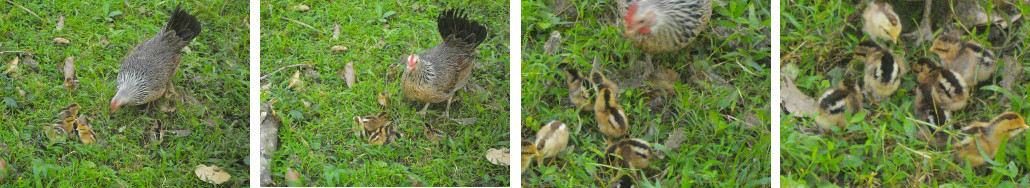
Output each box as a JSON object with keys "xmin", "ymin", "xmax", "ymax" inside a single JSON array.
[
  {"xmin": 521, "ymin": 0, "xmax": 771, "ymax": 187},
  {"xmin": 259, "ymin": 0, "xmax": 509, "ymax": 186},
  {"xmin": 780, "ymin": 0, "xmax": 1030, "ymax": 186},
  {"xmin": 0, "ymin": 0, "xmax": 249, "ymax": 187}
]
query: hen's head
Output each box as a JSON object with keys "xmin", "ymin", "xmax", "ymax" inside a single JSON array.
[
  {"xmin": 406, "ymin": 53, "xmax": 419, "ymax": 71},
  {"xmin": 624, "ymin": 2, "xmax": 657, "ymax": 36}
]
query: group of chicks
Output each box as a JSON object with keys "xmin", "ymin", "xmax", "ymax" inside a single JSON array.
[
  {"xmin": 352, "ymin": 91, "xmax": 446, "ymax": 146},
  {"xmin": 521, "ymin": 64, "xmax": 658, "ymax": 186},
  {"xmin": 43, "ymin": 103, "xmax": 98, "ymax": 145},
  {"xmin": 814, "ymin": 1, "xmax": 1028, "ymax": 168}
]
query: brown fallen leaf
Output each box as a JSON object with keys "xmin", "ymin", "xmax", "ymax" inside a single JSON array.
[
  {"xmin": 291, "ymin": 4, "xmax": 310, "ymax": 12},
  {"xmin": 285, "ymin": 168, "xmax": 302, "ymax": 187},
  {"xmin": 53, "ymin": 38, "xmax": 70, "ymax": 45},
  {"xmin": 56, "ymin": 15, "xmax": 65, "ymax": 31},
  {"xmin": 287, "ymin": 70, "xmax": 303, "ymax": 90},
  {"xmin": 332, "ymin": 23, "xmax": 340, "ymax": 39},
  {"xmin": 663, "ymin": 128, "xmax": 687, "ymax": 152},
  {"xmin": 331, "ymin": 45, "xmax": 348, "ymax": 52},
  {"xmin": 62, "ymin": 56, "xmax": 78, "ymax": 93},
  {"xmin": 0, "ymin": 158, "xmax": 8, "ymax": 183},
  {"xmin": 98, "ymin": 36, "xmax": 109, "ymax": 46},
  {"xmin": 485, "ymin": 148, "xmax": 510, "ymax": 166},
  {"xmin": 164, "ymin": 130, "xmax": 191, "ymax": 137},
  {"xmin": 780, "ymin": 74, "xmax": 816, "ymax": 117},
  {"xmin": 344, "ymin": 62, "xmax": 356, "ymax": 88},
  {"xmin": 195, "ymin": 164, "xmax": 232, "ymax": 184}
]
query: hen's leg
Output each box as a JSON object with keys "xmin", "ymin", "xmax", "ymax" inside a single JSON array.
[
  {"xmin": 904, "ymin": 0, "xmax": 933, "ymax": 45},
  {"xmin": 417, "ymin": 102, "xmax": 430, "ymax": 116},
  {"xmin": 444, "ymin": 96, "xmax": 455, "ymax": 119}
]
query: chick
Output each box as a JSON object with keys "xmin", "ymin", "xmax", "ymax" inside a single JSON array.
[
  {"xmin": 861, "ymin": 46, "xmax": 905, "ymax": 104},
  {"xmin": 595, "ymin": 86, "xmax": 629, "ymax": 139},
  {"xmin": 912, "ymin": 83, "xmax": 952, "ymax": 147},
  {"xmin": 422, "ymin": 123, "xmax": 445, "ymax": 144},
  {"xmin": 930, "ymin": 34, "xmax": 997, "ymax": 87},
  {"xmin": 377, "ymin": 91, "xmax": 390, "ymax": 108},
  {"xmin": 852, "ymin": 40, "xmax": 884, "ymax": 62},
  {"xmin": 368, "ymin": 120, "xmax": 401, "ymax": 145},
  {"xmin": 354, "ymin": 112, "xmax": 389, "ymax": 137},
  {"xmin": 814, "ymin": 79, "xmax": 863, "ymax": 132},
  {"xmin": 954, "ymin": 112, "xmax": 1028, "ymax": 167},
  {"xmin": 534, "ymin": 120, "xmax": 569, "ymax": 164},
  {"xmin": 862, "ymin": 1, "xmax": 902, "ymax": 43},
  {"xmin": 912, "ymin": 58, "xmax": 969, "ymax": 111},
  {"xmin": 604, "ymin": 138, "xmax": 653, "ymax": 169},
  {"xmin": 521, "ymin": 140, "xmax": 537, "ymax": 173},
  {"xmin": 590, "ymin": 70, "xmax": 619, "ymax": 98},
  {"xmin": 76, "ymin": 115, "xmax": 97, "ymax": 145},
  {"xmin": 560, "ymin": 64, "xmax": 593, "ymax": 111}
]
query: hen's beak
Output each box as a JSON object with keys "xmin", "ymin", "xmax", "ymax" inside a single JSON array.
[{"xmin": 110, "ymin": 101, "xmax": 120, "ymax": 113}]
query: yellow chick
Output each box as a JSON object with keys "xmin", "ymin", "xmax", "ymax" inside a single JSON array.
[
  {"xmin": 954, "ymin": 112, "xmax": 1028, "ymax": 167},
  {"xmin": 368, "ymin": 120, "xmax": 401, "ymax": 145},
  {"xmin": 560, "ymin": 64, "xmax": 593, "ymax": 111},
  {"xmin": 521, "ymin": 140, "xmax": 537, "ymax": 173},
  {"xmin": 814, "ymin": 79, "xmax": 863, "ymax": 132},
  {"xmin": 595, "ymin": 86, "xmax": 629, "ymax": 139},
  {"xmin": 378, "ymin": 91, "xmax": 391, "ymax": 108},
  {"xmin": 604, "ymin": 138, "xmax": 653, "ymax": 169},
  {"xmin": 76, "ymin": 115, "xmax": 97, "ymax": 145},
  {"xmin": 912, "ymin": 58, "xmax": 969, "ymax": 111},
  {"xmin": 861, "ymin": 44, "xmax": 905, "ymax": 104},
  {"xmin": 422, "ymin": 123, "xmax": 445, "ymax": 144},
  {"xmin": 534, "ymin": 120, "xmax": 569, "ymax": 162},
  {"xmin": 590, "ymin": 70, "xmax": 619, "ymax": 97},
  {"xmin": 930, "ymin": 34, "xmax": 997, "ymax": 87},
  {"xmin": 862, "ymin": 1, "xmax": 902, "ymax": 43}
]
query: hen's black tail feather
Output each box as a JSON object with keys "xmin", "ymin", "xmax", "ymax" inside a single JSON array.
[
  {"xmin": 437, "ymin": 9, "xmax": 487, "ymax": 48},
  {"xmin": 165, "ymin": 4, "xmax": 202, "ymax": 42}
]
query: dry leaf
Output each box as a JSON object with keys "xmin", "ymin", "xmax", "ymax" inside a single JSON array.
[
  {"xmin": 195, "ymin": 164, "xmax": 232, "ymax": 184},
  {"xmin": 407, "ymin": 174, "xmax": 425, "ymax": 186},
  {"xmin": 53, "ymin": 38, "xmax": 70, "ymax": 45},
  {"xmin": 15, "ymin": 87, "xmax": 25, "ymax": 97},
  {"xmin": 544, "ymin": 30, "xmax": 563, "ymax": 55},
  {"xmin": 99, "ymin": 36, "xmax": 109, "ymax": 46},
  {"xmin": 285, "ymin": 168, "xmax": 302, "ymax": 187},
  {"xmin": 485, "ymin": 148, "xmax": 510, "ymax": 166},
  {"xmin": 56, "ymin": 15, "xmax": 65, "ymax": 31},
  {"xmin": 780, "ymin": 74, "xmax": 816, "ymax": 117},
  {"xmin": 291, "ymin": 4, "xmax": 310, "ymax": 12},
  {"xmin": 344, "ymin": 62, "xmax": 356, "ymax": 88},
  {"xmin": 164, "ymin": 130, "xmax": 191, "ymax": 137},
  {"xmin": 663, "ymin": 128, "xmax": 686, "ymax": 152},
  {"xmin": 331, "ymin": 45, "xmax": 348, "ymax": 52},
  {"xmin": 0, "ymin": 158, "xmax": 8, "ymax": 183},
  {"xmin": 287, "ymin": 70, "xmax": 302, "ymax": 90},
  {"xmin": 183, "ymin": 46, "xmax": 192, "ymax": 54},
  {"xmin": 451, "ymin": 117, "xmax": 477, "ymax": 125},
  {"xmin": 63, "ymin": 56, "xmax": 78, "ymax": 93},
  {"xmin": 4, "ymin": 56, "xmax": 18, "ymax": 74},
  {"xmin": 332, "ymin": 24, "xmax": 340, "ymax": 39},
  {"xmin": 21, "ymin": 56, "xmax": 37, "ymax": 71}
]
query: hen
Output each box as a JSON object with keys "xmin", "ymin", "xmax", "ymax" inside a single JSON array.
[{"xmin": 401, "ymin": 9, "xmax": 487, "ymax": 118}]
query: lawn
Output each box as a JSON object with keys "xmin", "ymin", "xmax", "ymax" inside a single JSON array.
[
  {"xmin": 0, "ymin": 0, "xmax": 249, "ymax": 187},
  {"xmin": 258, "ymin": 0, "xmax": 510, "ymax": 186},
  {"xmin": 521, "ymin": 0, "xmax": 771, "ymax": 187},
  {"xmin": 780, "ymin": 0, "xmax": 1030, "ymax": 186}
]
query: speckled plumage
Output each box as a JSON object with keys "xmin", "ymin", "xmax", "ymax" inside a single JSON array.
[
  {"xmin": 622, "ymin": 0, "xmax": 712, "ymax": 54},
  {"xmin": 401, "ymin": 9, "xmax": 487, "ymax": 104},
  {"xmin": 111, "ymin": 5, "xmax": 201, "ymax": 112}
]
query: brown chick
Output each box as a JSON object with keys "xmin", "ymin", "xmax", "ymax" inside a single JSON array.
[
  {"xmin": 368, "ymin": 120, "xmax": 401, "ymax": 145},
  {"xmin": 400, "ymin": 9, "xmax": 487, "ymax": 118},
  {"xmin": 521, "ymin": 140, "xmax": 537, "ymax": 173},
  {"xmin": 912, "ymin": 58, "xmax": 969, "ymax": 111},
  {"xmin": 595, "ymin": 85, "xmax": 629, "ymax": 139},
  {"xmin": 604, "ymin": 138, "xmax": 653, "ymax": 170},
  {"xmin": 590, "ymin": 70, "xmax": 619, "ymax": 97},
  {"xmin": 913, "ymin": 82, "xmax": 952, "ymax": 147},
  {"xmin": 862, "ymin": 1, "xmax": 902, "ymax": 43},
  {"xmin": 422, "ymin": 123, "xmax": 445, "ymax": 144},
  {"xmin": 954, "ymin": 112, "xmax": 1028, "ymax": 167},
  {"xmin": 559, "ymin": 64, "xmax": 593, "ymax": 111},
  {"xmin": 57, "ymin": 103, "xmax": 81, "ymax": 134},
  {"xmin": 930, "ymin": 34, "xmax": 997, "ymax": 87},
  {"xmin": 378, "ymin": 91, "xmax": 391, "ymax": 108},
  {"xmin": 858, "ymin": 42, "xmax": 905, "ymax": 104},
  {"xmin": 534, "ymin": 120, "xmax": 569, "ymax": 162},
  {"xmin": 354, "ymin": 112, "xmax": 389, "ymax": 137},
  {"xmin": 814, "ymin": 79, "xmax": 863, "ymax": 133}
]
